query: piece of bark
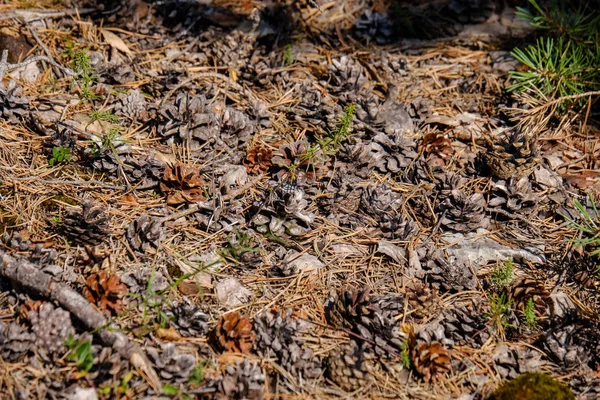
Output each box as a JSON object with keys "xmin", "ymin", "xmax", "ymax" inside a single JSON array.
[{"xmin": 0, "ymin": 250, "xmax": 160, "ymax": 389}]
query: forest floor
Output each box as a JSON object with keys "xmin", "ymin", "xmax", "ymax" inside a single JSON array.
[{"xmin": 1, "ymin": 0, "xmax": 600, "ymax": 399}]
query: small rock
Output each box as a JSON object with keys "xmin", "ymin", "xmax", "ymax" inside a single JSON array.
[
  {"xmin": 376, "ymin": 240, "xmax": 406, "ymax": 264},
  {"xmin": 281, "ymin": 252, "xmax": 323, "ymax": 276},
  {"xmin": 549, "ymin": 292, "xmax": 576, "ymax": 318},
  {"xmin": 215, "ymin": 277, "xmax": 251, "ymax": 307},
  {"xmin": 221, "ymin": 165, "xmax": 248, "ymax": 191},
  {"xmin": 70, "ymin": 388, "xmax": 98, "ymax": 400}
]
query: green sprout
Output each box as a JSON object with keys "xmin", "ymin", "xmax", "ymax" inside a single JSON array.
[
  {"xmin": 65, "ymin": 335, "xmax": 94, "ymax": 378},
  {"xmin": 488, "ymin": 293, "xmax": 514, "ymax": 337},
  {"xmin": 48, "ymin": 145, "xmax": 71, "ymax": 166},
  {"xmin": 283, "ymin": 43, "xmax": 293, "ymax": 66},
  {"xmin": 522, "ymin": 297, "xmax": 538, "ymax": 329},
  {"xmin": 89, "ymin": 109, "xmax": 119, "ymax": 125},
  {"xmin": 564, "ymin": 194, "xmax": 600, "ymax": 257},
  {"xmin": 491, "ymin": 258, "xmax": 514, "ymax": 288},
  {"xmin": 219, "ymin": 229, "xmax": 262, "ymax": 263}
]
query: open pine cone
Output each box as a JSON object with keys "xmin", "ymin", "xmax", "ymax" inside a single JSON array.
[
  {"xmin": 83, "ymin": 271, "xmax": 127, "ymax": 314},
  {"xmin": 160, "ymin": 162, "xmax": 205, "ymax": 205},
  {"xmin": 244, "ymin": 145, "xmax": 273, "ymax": 175},
  {"xmin": 212, "ymin": 311, "xmax": 256, "ymax": 353},
  {"xmin": 326, "ymin": 341, "xmax": 376, "ymax": 392},
  {"xmin": 412, "ymin": 341, "xmax": 451, "ymax": 383},
  {"xmin": 62, "ymin": 200, "xmax": 109, "ymax": 246},
  {"xmin": 482, "ymin": 130, "xmax": 540, "ymax": 179}
]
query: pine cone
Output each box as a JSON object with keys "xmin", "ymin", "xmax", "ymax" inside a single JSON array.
[
  {"xmin": 541, "ymin": 315, "xmax": 600, "ymax": 370},
  {"xmin": 160, "ymin": 162, "xmax": 206, "ymax": 205},
  {"xmin": 482, "ymin": 130, "xmax": 540, "ymax": 179},
  {"xmin": 417, "ymin": 245, "xmax": 477, "ymax": 292},
  {"xmin": 441, "ymin": 302, "xmax": 490, "ymax": 348},
  {"xmin": 114, "ymin": 89, "xmax": 149, "ymax": 121},
  {"xmin": 411, "ymin": 341, "xmax": 451, "ymax": 383},
  {"xmin": 488, "ymin": 177, "xmax": 539, "ymax": 215},
  {"xmin": 327, "ymin": 56, "xmax": 369, "ymax": 93},
  {"xmin": 147, "ymin": 343, "xmax": 196, "ymax": 380},
  {"xmin": 326, "ymin": 341, "xmax": 375, "ymax": 392},
  {"xmin": 212, "ymin": 312, "xmax": 256, "ymax": 353},
  {"xmin": 439, "ymin": 189, "xmax": 490, "ymax": 233},
  {"xmin": 0, "ymin": 321, "xmax": 33, "ymax": 361},
  {"xmin": 444, "ymin": 0, "xmax": 499, "ymax": 24},
  {"xmin": 126, "ymin": 214, "xmax": 165, "ymax": 253},
  {"xmin": 83, "ymin": 271, "xmax": 127, "ymax": 314},
  {"xmin": 325, "ymin": 289, "xmax": 406, "ymax": 358},
  {"xmin": 27, "ymin": 303, "xmax": 75, "ymax": 360},
  {"xmin": 253, "ymin": 309, "xmax": 322, "ymax": 379},
  {"xmin": 508, "ymin": 277, "xmax": 549, "ymax": 314},
  {"xmin": 61, "ymin": 200, "xmax": 109, "ymax": 246},
  {"xmin": 0, "ymin": 81, "xmax": 29, "ymax": 123},
  {"xmin": 244, "ymin": 145, "xmax": 273, "ymax": 175},
  {"xmin": 353, "ymin": 10, "xmax": 395, "ymax": 44},
  {"xmin": 157, "ymin": 93, "xmax": 219, "ymax": 148},
  {"xmin": 492, "ymin": 343, "xmax": 543, "ymax": 379},
  {"xmin": 165, "ymin": 301, "xmax": 209, "ymax": 337},
  {"xmin": 207, "ymin": 360, "xmax": 266, "ymax": 400}
]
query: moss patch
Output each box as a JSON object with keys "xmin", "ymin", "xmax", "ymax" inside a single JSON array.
[{"xmin": 490, "ymin": 372, "xmax": 575, "ymax": 400}]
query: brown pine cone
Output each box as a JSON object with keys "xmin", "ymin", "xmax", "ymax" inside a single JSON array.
[
  {"xmin": 508, "ymin": 277, "xmax": 549, "ymax": 313},
  {"xmin": 83, "ymin": 271, "xmax": 127, "ymax": 314},
  {"xmin": 212, "ymin": 312, "xmax": 256, "ymax": 353},
  {"xmin": 412, "ymin": 341, "xmax": 451, "ymax": 383},
  {"xmin": 482, "ymin": 130, "xmax": 540, "ymax": 179},
  {"xmin": 243, "ymin": 145, "xmax": 273, "ymax": 175},
  {"xmin": 61, "ymin": 200, "xmax": 109, "ymax": 246},
  {"xmin": 160, "ymin": 162, "xmax": 205, "ymax": 205}
]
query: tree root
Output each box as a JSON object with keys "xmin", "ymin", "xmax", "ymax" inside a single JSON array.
[{"xmin": 0, "ymin": 250, "xmax": 161, "ymax": 390}]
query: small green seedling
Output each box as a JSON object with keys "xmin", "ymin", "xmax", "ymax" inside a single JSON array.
[
  {"xmin": 48, "ymin": 146, "xmax": 71, "ymax": 166},
  {"xmin": 65, "ymin": 334, "xmax": 94, "ymax": 378},
  {"xmin": 283, "ymin": 44, "xmax": 293, "ymax": 66},
  {"xmin": 522, "ymin": 297, "xmax": 538, "ymax": 329},
  {"xmin": 491, "ymin": 259, "xmax": 514, "ymax": 288}
]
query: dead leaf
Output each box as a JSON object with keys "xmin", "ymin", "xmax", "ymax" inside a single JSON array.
[
  {"xmin": 101, "ymin": 29, "xmax": 132, "ymax": 55},
  {"xmin": 178, "ymin": 279, "xmax": 200, "ymax": 296},
  {"xmin": 156, "ymin": 326, "xmax": 182, "ymax": 341},
  {"xmin": 120, "ymin": 194, "xmax": 139, "ymax": 205}
]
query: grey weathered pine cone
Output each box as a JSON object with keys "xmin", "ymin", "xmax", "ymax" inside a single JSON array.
[
  {"xmin": 482, "ymin": 130, "xmax": 540, "ymax": 179},
  {"xmin": 439, "ymin": 189, "xmax": 490, "ymax": 233},
  {"xmin": 492, "ymin": 344, "xmax": 544, "ymax": 379},
  {"xmin": 541, "ymin": 316, "xmax": 600, "ymax": 370},
  {"xmin": 114, "ymin": 89, "xmax": 148, "ymax": 121},
  {"xmin": 206, "ymin": 360, "xmax": 266, "ymax": 400},
  {"xmin": 353, "ymin": 10, "xmax": 394, "ymax": 44},
  {"xmin": 441, "ymin": 302, "xmax": 490, "ymax": 348},
  {"xmin": 253, "ymin": 309, "xmax": 321, "ymax": 380},
  {"xmin": 326, "ymin": 340, "xmax": 375, "ymax": 392},
  {"xmin": 27, "ymin": 302, "xmax": 76, "ymax": 360},
  {"xmin": 61, "ymin": 200, "xmax": 109, "ymax": 246},
  {"xmin": 327, "ymin": 56, "xmax": 368, "ymax": 93},
  {"xmin": 164, "ymin": 301, "xmax": 209, "ymax": 337},
  {"xmin": 0, "ymin": 80, "xmax": 29, "ymax": 123},
  {"xmin": 0, "ymin": 321, "xmax": 34, "ymax": 362},
  {"xmin": 127, "ymin": 214, "xmax": 165, "ymax": 253},
  {"xmin": 416, "ymin": 245, "xmax": 477, "ymax": 292},
  {"xmin": 146, "ymin": 343, "xmax": 196, "ymax": 380},
  {"xmin": 325, "ymin": 289, "xmax": 406, "ymax": 358},
  {"xmin": 489, "ymin": 177, "xmax": 539, "ymax": 214}
]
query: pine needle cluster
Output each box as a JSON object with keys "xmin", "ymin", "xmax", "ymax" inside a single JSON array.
[{"xmin": 510, "ymin": 0, "xmax": 600, "ymax": 112}]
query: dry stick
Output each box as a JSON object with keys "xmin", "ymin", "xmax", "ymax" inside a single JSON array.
[
  {"xmin": 0, "ymin": 251, "xmax": 161, "ymax": 389},
  {"xmin": 0, "ymin": 49, "xmax": 74, "ymax": 81},
  {"xmin": 0, "ymin": 8, "xmax": 97, "ymax": 22},
  {"xmin": 27, "ymin": 25, "xmax": 66, "ymax": 78}
]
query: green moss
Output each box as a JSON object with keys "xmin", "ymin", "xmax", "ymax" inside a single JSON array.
[{"xmin": 490, "ymin": 373, "xmax": 575, "ymax": 400}]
